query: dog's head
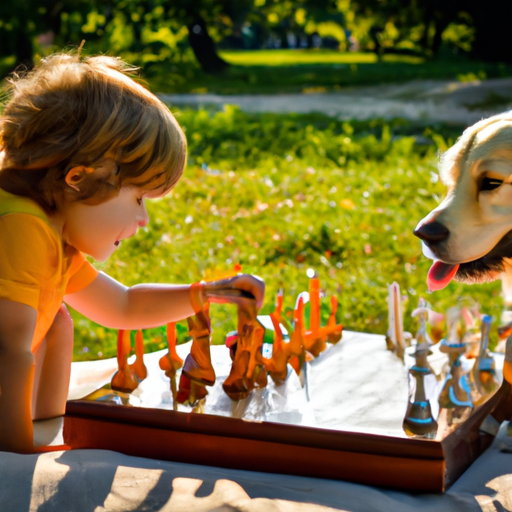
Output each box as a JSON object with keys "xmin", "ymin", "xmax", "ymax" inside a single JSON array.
[{"xmin": 415, "ymin": 112, "xmax": 512, "ymax": 291}]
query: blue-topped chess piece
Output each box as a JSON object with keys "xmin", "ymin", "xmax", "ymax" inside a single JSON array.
[
  {"xmin": 438, "ymin": 307, "xmax": 473, "ymax": 426},
  {"xmin": 403, "ymin": 298, "xmax": 439, "ymax": 438},
  {"xmin": 469, "ymin": 315, "xmax": 500, "ymax": 405}
]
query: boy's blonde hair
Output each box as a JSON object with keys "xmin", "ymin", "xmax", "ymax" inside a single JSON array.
[{"xmin": 0, "ymin": 52, "xmax": 187, "ymax": 211}]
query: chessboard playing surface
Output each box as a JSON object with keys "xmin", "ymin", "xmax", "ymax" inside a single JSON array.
[{"xmin": 66, "ymin": 330, "xmax": 483, "ymax": 439}]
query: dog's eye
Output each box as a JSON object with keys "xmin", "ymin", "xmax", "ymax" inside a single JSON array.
[{"xmin": 481, "ymin": 177, "xmax": 503, "ymax": 191}]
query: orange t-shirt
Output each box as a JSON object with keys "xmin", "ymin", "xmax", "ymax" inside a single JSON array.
[{"xmin": 0, "ymin": 188, "xmax": 99, "ymax": 351}]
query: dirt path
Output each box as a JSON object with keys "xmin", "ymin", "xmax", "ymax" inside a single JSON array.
[{"xmin": 159, "ymin": 77, "xmax": 512, "ymax": 125}]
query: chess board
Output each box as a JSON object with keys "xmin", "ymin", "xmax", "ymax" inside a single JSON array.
[{"xmin": 64, "ymin": 331, "xmax": 512, "ymax": 492}]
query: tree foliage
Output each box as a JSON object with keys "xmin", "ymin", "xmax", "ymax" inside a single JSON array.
[{"xmin": 0, "ymin": 0, "xmax": 510, "ymax": 81}]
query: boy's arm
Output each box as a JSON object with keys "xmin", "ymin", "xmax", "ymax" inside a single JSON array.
[
  {"xmin": 65, "ymin": 272, "xmax": 193, "ymax": 329},
  {"xmin": 0, "ymin": 299, "xmax": 37, "ymax": 452},
  {"xmin": 64, "ymin": 272, "xmax": 264, "ymax": 330}
]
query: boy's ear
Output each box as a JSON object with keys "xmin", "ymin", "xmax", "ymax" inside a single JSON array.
[{"xmin": 64, "ymin": 165, "xmax": 95, "ymax": 192}]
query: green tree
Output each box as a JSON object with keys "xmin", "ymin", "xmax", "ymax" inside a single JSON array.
[
  {"xmin": 349, "ymin": 0, "xmax": 512, "ymax": 62},
  {"xmin": 0, "ymin": 0, "xmax": 97, "ymax": 68}
]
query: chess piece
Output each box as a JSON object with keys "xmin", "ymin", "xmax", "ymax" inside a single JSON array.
[
  {"xmin": 470, "ymin": 315, "xmax": 500, "ymax": 405},
  {"xmin": 159, "ymin": 322, "xmax": 183, "ymax": 410},
  {"xmin": 303, "ymin": 274, "xmax": 344, "ymax": 358},
  {"xmin": 327, "ymin": 296, "xmax": 343, "ymax": 345},
  {"xmin": 182, "ymin": 306, "xmax": 216, "ymax": 386},
  {"xmin": 223, "ymin": 324, "xmax": 253, "ymax": 400},
  {"xmin": 266, "ymin": 306, "xmax": 289, "ymax": 384},
  {"xmin": 111, "ymin": 330, "xmax": 140, "ymax": 393},
  {"xmin": 130, "ymin": 330, "xmax": 147, "ymax": 380},
  {"xmin": 385, "ymin": 282, "xmax": 407, "ymax": 359},
  {"xmin": 411, "ymin": 298, "xmax": 434, "ymax": 348},
  {"xmin": 505, "ymin": 334, "xmax": 512, "ymax": 385},
  {"xmin": 183, "ymin": 277, "xmax": 261, "ymax": 385},
  {"xmin": 223, "ymin": 294, "xmax": 263, "ymax": 400},
  {"xmin": 304, "ymin": 275, "xmax": 325, "ymax": 357},
  {"xmin": 403, "ymin": 298, "xmax": 438, "ymax": 438},
  {"xmin": 438, "ymin": 307, "xmax": 473, "ymax": 424},
  {"xmin": 176, "ymin": 372, "xmax": 208, "ymax": 407},
  {"xmin": 461, "ymin": 305, "xmax": 481, "ymax": 358}
]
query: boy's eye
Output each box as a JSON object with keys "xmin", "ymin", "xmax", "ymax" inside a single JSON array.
[{"xmin": 480, "ymin": 176, "xmax": 503, "ymax": 191}]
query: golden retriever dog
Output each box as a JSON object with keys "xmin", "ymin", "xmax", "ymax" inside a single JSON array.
[{"xmin": 414, "ymin": 112, "xmax": 512, "ymax": 296}]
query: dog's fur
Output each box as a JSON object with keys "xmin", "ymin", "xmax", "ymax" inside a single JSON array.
[{"xmin": 417, "ymin": 112, "xmax": 512, "ymax": 286}]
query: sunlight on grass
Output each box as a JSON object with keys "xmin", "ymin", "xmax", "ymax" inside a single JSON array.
[
  {"xmin": 220, "ymin": 49, "xmax": 425, "ymax": 66},
  {"xmin": 144, "ymin": 50, "xmax": 511, "ymax": 95},
  {"xmin": 71, "ymin": 109, "xmax": 502, "ymax": 361}
]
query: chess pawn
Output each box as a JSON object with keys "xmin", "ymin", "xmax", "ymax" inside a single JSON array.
[
  {"xmin": 159, "ymin": 323, "xmax": 183, "ymax": 411},
  {"xmin": 267, "ymin": 311, "xmax": 289, "ymax": 385},
  {"xmin": 244, "ymin": 325, "xmax": 267, "ymax": 392},
  {"xmin": 130, "ymin": 330, "xmax": 147, "ymax": 380},
  {"xmin": 385, "ymin": 282, "xmax": 406, "ymax": 360},
  {"xmin": 437, "ymin": 308, "xmax": 473, "ymax": 425},
  {"xmin": 176, "ymin": 372, "xmax": 208, "ymax": 407},
  {"xmin": 403, "ymin": 298, "xmax": 438, "ymax": 438},
  {"xmin": 222, "ymin": 324, "xmax": 252, "ymax": 400},
  {"xmin": 470, "ymin": 315, "xmax": 499, "ymax": 405},
  {"xmin": 411, "ymin": 297, "xmax": 433, "ymax": 348},
  {"xmin": 403, "ymin": 348, "xmax": 438, "ymax": 438},
  {"xmin": 461, "ymin": 306, "xmax": 481, "ymax": 358},
  {"xmin": 327, "ymin": 296, "xmax": 343, "ymax": 345},
  {"xmin": 111, "ymin": 330, "xmax": 140, "ymax": 393},
  {"xmin": 304, "ymin": 277, "xmax": 326, "ymax": 357},
  {"xmin": 182, "ymin": 307, "xmax": 216, "ymax": 386}
]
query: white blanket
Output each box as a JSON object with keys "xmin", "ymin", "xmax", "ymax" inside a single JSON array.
[{"xmin": 2, "ymin": 331, "xmax": 511, "ymax": 511}]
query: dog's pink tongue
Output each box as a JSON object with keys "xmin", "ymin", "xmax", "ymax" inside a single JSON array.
[{"xmin": 427, "ymin": 261, "xmax": 460, "ymax": 292}]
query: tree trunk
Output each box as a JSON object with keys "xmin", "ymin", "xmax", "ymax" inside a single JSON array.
[
  {"xmin": 430, "ymin": 16, "xmax": 452, "ymax": 57},
  {"xmin": 418, "ymin": 5, "xmax": 433, "ymax": 55},
  {"xmin": 187, "ymin": 15, "xmax": 229, "ymax": 74},
  {"xmin": 15, "ymin": 30, "xmax": 33, "ymax": 69}
]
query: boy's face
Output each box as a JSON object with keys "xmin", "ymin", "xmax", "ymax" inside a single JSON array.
[{"xmin": 61, "ymin": 185, "xmax": 167, "ymax": 261}]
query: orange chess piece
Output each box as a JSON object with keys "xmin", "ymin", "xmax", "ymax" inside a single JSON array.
[
  {"xmin": 182, "ymin": 307, "xmax": 216, "ymax": 386},
  {"xmin": 505, "ymin": 335, "xmax": 512, "ymax": 385},
  {"xmin": 326, "ymin": 296, "xmax": 343, "ymax": 344},
  {"xmin": 159, "ymin": 322, "xmax": 183, "ymax": 410},
  {"xmin": 130, "ymin": 330, "xmax": 147, "ymax": 380},
  {"xmin": 176, "ymin": 372, "xmax": 208, "ymax": 407},
  {"xmin": 111, "ymin": 330, "xmax": 139, "ymax": 393},
  {"xmin": 223, "ymin": 324, "xmax": 254, "ymax": 400},
  {"xmin": 222, "ymin": 294, "xmax": 264, "ymax": 400},
  {"xmin": 267, "ymin": 310, "xmax": 289, "ymax": 384},
  {"xmin": 185, "ymin": 277, "xmax": 265, "ymax": 401},
  {"xmin": 222, "ymin": 288, "xmax": 265, "ymax": 400},
  {"xmin": 287, "ymin": 296, "xmax": 308, "ymax": 377},
  {"xmin": 245, "ymin": 325, "xmax": 266, "ymax": 390},
  {"xmin": 304, "ymin": 278, "xmax": 343, "ymax": 357}
]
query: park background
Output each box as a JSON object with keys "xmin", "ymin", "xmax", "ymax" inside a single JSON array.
[{"xmin": 1, "ymin": 0, "xmax": 511, "ymax": 361}]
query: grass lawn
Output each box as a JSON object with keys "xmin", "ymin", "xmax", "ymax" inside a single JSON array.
[
  {"xmin": 220, "ymin": 49, "xmax": 425, "ymax": 66},
  {"xmin": 3, "ymin": 50, "xmax": 511, "ymax": 95},
  {"xmin": 144, "ymin": 49, "xmax": 512, "ymax": 95},
  {"xmin": 70, "ymin": 108, "xmax": 502, "ymax": 361}
]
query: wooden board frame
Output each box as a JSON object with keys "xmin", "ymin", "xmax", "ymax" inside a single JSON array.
[{"xmin": 63, "ymin": 379, "xmax": 512, "ymax": 493}]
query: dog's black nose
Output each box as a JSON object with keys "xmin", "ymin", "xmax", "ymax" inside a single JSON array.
[{"xmin": 413, "ymin": 221, "xmax": 449, "ymax": 243}]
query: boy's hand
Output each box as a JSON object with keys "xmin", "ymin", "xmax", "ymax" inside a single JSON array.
[{"xmin": 202, "ymin": 274, "xmax": 265, "ymax": 310}]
